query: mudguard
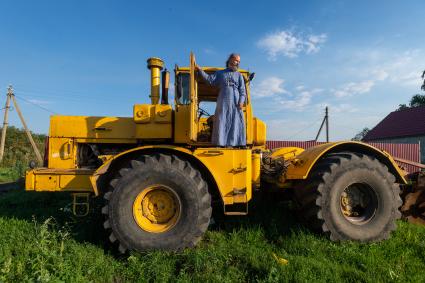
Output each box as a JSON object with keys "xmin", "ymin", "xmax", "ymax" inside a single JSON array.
[
  {"xmin": 90, "ymin": 145, "xmax": 193, "ymax": 195},
  {"xmin": 284, "ymin": 141, "xmax": 407, "ymax": 184},
  {"xmin": 90, "ymin": 145, "xmax": 253, "ymax": 205}
]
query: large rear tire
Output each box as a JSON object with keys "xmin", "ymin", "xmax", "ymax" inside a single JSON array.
[
  {"xmin": 294, "ymin": 152, "xmax": 402, "ymax": 242},
  {"xmin": 102, "ymin": 153, "xmax": 212, "ymax": 252}
]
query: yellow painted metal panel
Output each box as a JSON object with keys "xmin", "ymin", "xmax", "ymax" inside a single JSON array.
[
  {"xmin": 154, "ymin": 105, "xmax": 172, "ymax": 123},
  {"xmin": 253, "ymin": 118, "xmax": 266, "ymax": 146},
  {"xmin": 271, "ymin": 147, "xmax": 305, "ymax": 159},
  {"xmin": 133, "ymin": 104, "xmax": 154, "ymax": 123},
  {"xmin": 25, "ymin": 170, "xmax": 35, "ymax": 190},
  {"xmin": 25, "ymin": 168, "xmax": 94, "ymax": 192},
  {"xmin": 176, "ymin": 66, "xmax": 250, "ymax": 76},
  {"xmin": 59, "ymin": 174, "xmax": 92, "ymax": 189},
  {"xmin": 49, "ymin": 115, "xmax": 137, "ymax": 139},
  {"xmin": 133, "ymin": 104, "xmax": 172, "ymax": 124},
  {"xmin": 74, "ymin": 138, "xmax": 137, "ymax": 144},
  {"xmin": 135, "ymin": 124, "xmax": 172, "ymax": 139},
  {"xmin": 285, "ymin": 141, "xmax": 407, "ymax": 183},
  {"xmin": 35, "ymin": 175, "xmax": 59, "ymax": 191},
  {"xmin": 189, "ymin": 52, "xmax": 198, "ymax": 141},
  {"xmin": 48, "ymin": 137, "xmax": 76, "ymax": 169},
  {"xmin": 174, "ymin": 105, "xmax": 191, "ymax": 143},
  {"xmin": 251, "ymin": 153, "xmax": 261, "ymax": 189},
  {"xmin": 244, "ymin": 81, "xmax": 253, "ymax": 145},
  {"xmin": 133, "ymin": 104, "xmax": 172, "ymax": 139},
  {"xmin": 194, "ymin": 148, "xmax": 251, "ymax": 205}
]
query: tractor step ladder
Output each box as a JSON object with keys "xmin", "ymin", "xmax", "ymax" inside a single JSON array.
[
  {"xmin": 72, "ymin": 193, "xmax": 91, "ymax": 217},
  {"xmin": 224, "ymin": 188, "xmax": 248, "ymax": 216}
]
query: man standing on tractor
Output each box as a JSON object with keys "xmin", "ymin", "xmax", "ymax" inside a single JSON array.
[{"xmin": 195, "ymin": 53, "xmax": 246, "ymax": 147}]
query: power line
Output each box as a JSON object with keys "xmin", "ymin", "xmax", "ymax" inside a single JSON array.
[
  {"xmin": 14, "ymin": 89, "xmax": 134, "ymax": 104},
  {"xmin": 286, "ymin": 119, "xmax": 322, "ymax": 140},
  {"xmin": 13, "ymin": 85, "xmax": 136, "ymax": 100},
  {"xmin": 14, "ymin": 95, "xmax": 57, "ymax": 114}
]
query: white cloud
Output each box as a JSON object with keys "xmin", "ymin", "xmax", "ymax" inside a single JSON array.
[
  {"xmin": 333, "ymin": 80, "xmax": 375, "ymax": 97},
  {"xmin": 27, "ymin": 99, "xmax": 52, "ymax": 105},
  {"xmin": 390, "ymin": 71, "xmax": 422, "ymax": 87},
  {"xmin": 355, "ymin": 49, "xmax": 424, "ymax": 89},
  {"xmin": 316, "ymin": 103, "xmax": 358, "ymax": 113},
  {"xmin": 370, "ymin": 69, "xmax": 389, "ymax": 81},
  {"xmin": 275, "ymin": 88, "xmax": 322, "ymax": 111},
  {"xmin": 257, "ymin": 30, "xmax": 327, "ymax": 60},
  {"xmin": 333, "ymin": 103, "xmax": 358, "ymax": 113},
  {"xmin": 278, "ymin": 91, "xmax": 312, "ymax": 110},
  {"xmin": 305, "ymin": 34, "xmax": 328, "ymax": 54},
  {"xmin": 253, "ymin": 77, "xmax": 288, "ymax": 98},
  {"xmin": 203, "ymin": 48, "xmax": 216, "ymax": 55},
  {"xmin": 330, "ymin": 50, "xmax": 423, "ymax": 99}
]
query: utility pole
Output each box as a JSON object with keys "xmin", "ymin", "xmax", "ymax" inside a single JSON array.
[
  {"xmin": 325, "ymin": 106, "xmax": 329, "ymax": 142},
  {"xmin": 315, "ymin": 106, "xmax": 329, "ymax": 142},
  {"xmin": 0, "ymin": 85, "xmax": 43, "ymax": 165},
  {"xmin": 0, "ymin": 86, "xmax": 12, "ymax": 162}
]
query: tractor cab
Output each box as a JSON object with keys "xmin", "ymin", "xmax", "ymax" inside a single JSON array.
[{"xmin": 173, "ymin": 53, "xmax": 264, "ymax": 147}]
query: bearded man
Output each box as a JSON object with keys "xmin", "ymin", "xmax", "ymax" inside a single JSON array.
[{"xmin": 195, "ymin": 53, "xmax": 246, "ymax": 147}]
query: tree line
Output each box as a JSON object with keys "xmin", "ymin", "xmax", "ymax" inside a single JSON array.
[{"xmin": 0, "ymin": 126, "xmax": 46, "ymax": 179}]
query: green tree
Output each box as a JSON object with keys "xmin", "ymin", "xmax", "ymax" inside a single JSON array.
[
  {"xmin": 409, "ymin": 94, "xmax": 425, "ymax": 107},
  {"xmin": 397, "ymin": 70, "xmax": 425, "ymax": 110},
  {"xmin": 397, "ymin": 94, "xmax": 425, "ymax": 110},
  {"xmin": 0, "ymin": 126, "xmax": 46, "ymax": 180},
  {"xmin": 352, "ymin": 127, "xmax": 370, "ymax": 141}
]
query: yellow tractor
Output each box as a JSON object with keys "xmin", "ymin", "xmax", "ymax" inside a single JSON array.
[{"xmin": 25, "ymin": 53, "xmax": 406, "ymax": 252}]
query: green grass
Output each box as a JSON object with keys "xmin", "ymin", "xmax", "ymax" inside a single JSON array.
[
  {"xmin": 0, "ymin": 189, "xmax": 424, "ymax": 282},
  {"xmin": 0, "ymin": 167, "xmax": 23, "ymax": 183}
]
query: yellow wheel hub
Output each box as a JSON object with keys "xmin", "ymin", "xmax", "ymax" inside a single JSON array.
[
  {"xmin": 340, "ymin": 183, "xmax": 377, "ymax": 224},
  {"xmin": 133, "ymin": 185, "xmax": 181, "ymax": 233}
]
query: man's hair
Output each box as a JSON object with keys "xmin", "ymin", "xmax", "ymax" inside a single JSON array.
[{"xmin": 226, "ymin": 53, "xmax": 240, "ymax": 68}]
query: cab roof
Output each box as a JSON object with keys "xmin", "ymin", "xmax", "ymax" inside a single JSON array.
[{"xmin": 176, "ymin": 67, "xmax": 250, "ymax": 76}]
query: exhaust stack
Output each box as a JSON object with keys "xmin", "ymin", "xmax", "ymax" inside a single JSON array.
[
  {"xmin": 147, "ymin": 57, "xmax": 164, "ymax": 105},
  {"xmin": 161, "ymin": 69, "xmax": 170, "ymax": 104}
]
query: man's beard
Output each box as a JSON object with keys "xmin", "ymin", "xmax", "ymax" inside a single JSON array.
[{"xmin": 229, "ymin": 64, "xmax": 239, "ymax": 71}]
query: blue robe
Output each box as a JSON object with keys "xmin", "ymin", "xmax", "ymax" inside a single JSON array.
[{"xmin": 198, "ymin": 68, "xmax": 246, "ymax": 146}]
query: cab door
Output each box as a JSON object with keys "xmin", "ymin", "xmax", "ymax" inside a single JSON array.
[{"xmin": 189, "ymin": 52, "xmax": 198, "ymax": 142}]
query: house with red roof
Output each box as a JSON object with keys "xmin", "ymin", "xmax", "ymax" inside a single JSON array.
[{"xmin": 363, "ymin": 105, "xmax": 425, "ymax": 163}]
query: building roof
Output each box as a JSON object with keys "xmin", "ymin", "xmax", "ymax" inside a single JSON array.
[{"xmin": 363, "ymin": 105, "xmax": 425, "ymax": 141}]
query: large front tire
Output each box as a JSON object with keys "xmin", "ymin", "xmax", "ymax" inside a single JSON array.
[
  {"xmin": 295, "ymin": 152, "xmax": 402, "ymax": 242},
  {"xmin": 102, "ymin": 153, "xmax": 212, "ymax": 252}
]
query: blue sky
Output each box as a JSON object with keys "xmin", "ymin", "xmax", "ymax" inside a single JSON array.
[{"xmin": 0, "ymin": 0, "xmax": 424, "ymax": 141}]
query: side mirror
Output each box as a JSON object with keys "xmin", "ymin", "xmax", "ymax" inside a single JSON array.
[{"xmin": 249, "ymin": 73, "xmax": 255, "ymax": 81}]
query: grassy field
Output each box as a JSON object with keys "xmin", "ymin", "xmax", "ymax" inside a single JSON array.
[{"xmin": 0, "ymin": 186, "xmax": 424, "ymax": 282}]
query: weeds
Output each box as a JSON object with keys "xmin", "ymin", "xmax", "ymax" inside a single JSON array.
[{"xmin": 0, "ymin": 189, "xmax": 424, "ymax": 282}]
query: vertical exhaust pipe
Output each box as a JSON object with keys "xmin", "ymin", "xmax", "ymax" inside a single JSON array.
[
  {"xmin": 161, "ymin": 68, "xmax": 170, "ymax": 104},
  {"xmin": 147, "ymin": 57, "xmax": 164, "ymax": 105}
]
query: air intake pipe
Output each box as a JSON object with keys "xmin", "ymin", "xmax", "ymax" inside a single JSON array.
[{"xmin": 147, "ymin": 57, "xmax": 164, "ymax": 105}]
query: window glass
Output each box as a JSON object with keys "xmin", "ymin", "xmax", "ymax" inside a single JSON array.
[
  {"xmin": 176, "ymin": 73, "xmax": 190, "ymax": 105},
  {"xmin": 199, "ymin": 101, "xmax": 216, "ymax": 116}
]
